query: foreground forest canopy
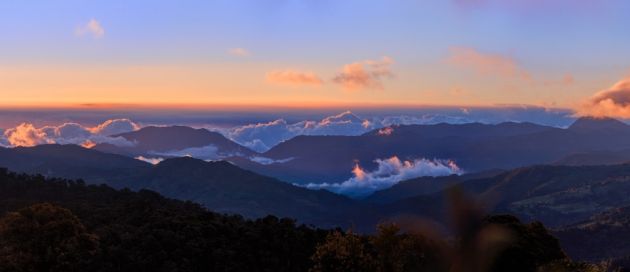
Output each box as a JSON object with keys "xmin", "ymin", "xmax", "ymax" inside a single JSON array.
[{"xmin": 0, "ymin": 168, "xmax": 626, "ymax": 272}]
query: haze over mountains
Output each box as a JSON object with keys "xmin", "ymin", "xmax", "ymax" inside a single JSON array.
[
  {"xmin": 94, "ymin": 125, "xmax": 256, "ymax": 160},
  {"xmin": 237, "ymin": 116, "xmax": 630, "ymax": 191},
  {"xmin": 0, "ymin": 144, "xmax": 367, "ymax": 227},
  {"xmin": 4, "ymin": 114, "xmax": 630, "ymax": 198},
  {"xmin": 3, "ymin": 115, "xmax": 630, "ymax": 261}
]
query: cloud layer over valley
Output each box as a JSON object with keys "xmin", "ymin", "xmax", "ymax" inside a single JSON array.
[
  {"xmin": 304, "ymin": 156, "xmax": 463, "ymax": 198},
  {"xmin": 1, "ymin": 119, "xmax": 139, "ymax": 148},
  {"xmin": 0, "ymin": 107, "xmax": 578, "ymax": 154}
]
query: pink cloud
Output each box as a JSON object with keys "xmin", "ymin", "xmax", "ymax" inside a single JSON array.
[
  {"xmin": 447, "ymin": 47, "xmax": 531, "ymax": 80},
  {"xmin": 332, "ymin": 56, "xmax": 395, "ymax": 91},
  {"xmin": 227, "ymin": 48, "xmax": 251, "ymax": 57},
  {"xmin": 544, "ymin": 74, "xmax": 575, "ymax": 86},
  {"xmin": 578, "ymin": 77, "xmax": 630, "ymax": 119},
  {"xmin": 75, "ymin": 19, "xmax": 105, "ymax": 39},
  {"xmin": 4, "ymin": 123, "xmax": 53, "ymax": 147},
  {"xmin": 266, "ymin": 70, "xmax": 323, "ymax": 87},
  {"xmin": 1, "ymin": 119, "xmax": 139, "ymax": 147}
]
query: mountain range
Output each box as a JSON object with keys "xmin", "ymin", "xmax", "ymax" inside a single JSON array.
[
  {"xmin": 72, "ymin": 117, "xmax": 630, "ymax": 187},
  {"xmin": 0, "ymin": 144, "xmax": 364, "ymax": 227},
  {"xmin": 1, "ymin": 117, "xmax": 630, "ymax": 258},
  {"xmin": 250, "ymin": 117, "xmax": 630, "ymax": 184},
  {"xmin": 94, "ymin": 125, "xmax": 257, "ymax": 160}
]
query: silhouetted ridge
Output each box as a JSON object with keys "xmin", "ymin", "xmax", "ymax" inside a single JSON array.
[
  {"xmin": 569, "ymin": 116, "xmax": 630, "ymax": 131},
  {"xmin": 94, "ymin": 125, "xmax": 256, "ymax": 158},
  {"xmin": 0, "ymin": 145, "xmax": 363, "ymax": 226},
  {"xmin": 154, "ymin": 156, "xmax": 234, "ymax": 169}
]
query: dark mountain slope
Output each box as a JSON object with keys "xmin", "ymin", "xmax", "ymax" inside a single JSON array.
[
  {"xmin": 365, "ymin": 169, "xmax": 504, "ymax": 204},
  {"xmin": 554, "ymin": 149, "xmax": 630, "ymax": 166},
  {"xmin": 0, "ymin": 169, "xmax": 329, "ymax": 271},
  {"xmin": 381, "ymin": 163, "xmax": 630, "ymax": 228},
  {"xmin": 0, "ymin": 144, "xmax": 366, "ymax": 227},
  {"xmin": 249, "ymin": 118, "xmax": 630, "ymax": 185},
  {"xmin": 0, "ymin": 144, "xmax": 148, "ymax": 182},
  {"xmin": 0, "ymin": 169, "xmax": 587, "ymax": 271},
  {"xmin": 554, "ymin": 206, "xmax": 630, "ymax": 261},
  {"xmin": 94, "ymin": 125, "xmax": 256, "ymax": 158},
  {"xmin": 112, "ymin": 157, "xmax": 366, "ymax": 226}
]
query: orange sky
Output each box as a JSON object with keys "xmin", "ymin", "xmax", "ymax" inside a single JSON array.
[{"xmin": 2, "ymin": 1, "xmax": 629, "ymax": 113}]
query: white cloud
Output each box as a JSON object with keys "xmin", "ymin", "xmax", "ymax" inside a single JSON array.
[
  {"xmin": 0, "ymin": 129, "xmax": 8, "ymax": 147},
  {"xmin": 304, "ymin": 156, "xmax": 463, "ymax": 198},
  {"xmin": 1, "ymin": 119, "xmax": 139, "ymax": 147},
  {"xmin": 378, "ymin": 114, "xmax": 473, "ymax": 127},
  {"xmin": 75, "ymin": 19, "xmax": 105, "ymax": 39},
  {"xmin": 90, "ymin": 119, "xmax": 140, "ymax": 136},
  {"xmin": 135, "ymin": 156, "xmax": 164, "ymax": 165},
  {"xmin": 148, "ymin": 144, "xmax": 221, "ymax": 161},
  {"xmin": 224, "ymin": 111, "xmax": 476, "ymax": 152},
  {"xmin": 248, "ymin": 156, "xmax": 294, "ymax": 165},
  {"xmin": 227, "ymin": 111, "xmax": 373, "ymax": 152}
]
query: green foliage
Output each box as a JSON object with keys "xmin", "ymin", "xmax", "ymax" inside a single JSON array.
[
  {"xmin": 537, "ymin": 259, "xmax": 615, "ymax": 272},
  {"xmin": 310, "ymin": 231, "xmax": 375, "ymax": 272},
  {"xmin": 370, "ymin": 224, "xmax": 448, "ymax": 272},
  {"xmin": 0, "ymin": 169, "xmax": 329, "ymax": 272},
  {"xmin": 0, "ymin": 168, "xmax": 620, "ymax": 272},
  {"xmin": 0, "ymin": 203, "xmax": 99, "ymax": 272},
  {"xmin": 310, "ymin": 224, "xmax": 449, "ymax": 272}
]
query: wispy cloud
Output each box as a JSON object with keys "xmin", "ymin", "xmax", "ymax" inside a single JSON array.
[
  {"xmin": 543, "ymin": 74, "xmax": 575, "ymax": 86},
  {"xmin": 447, "ymin": 47, "xmax": 530, "ymax": 80},
  {"xmin": 578, "ymin": 77, "xmax": 630, "ymax": 119},
  {"xmin": 75, "ymin": 19, "xmax": 105, "ymax": 39},
  {"xmin": 227, "ymin": 48, "xmax": 251, "ymax": 57},
  {"xmin": 148, "ymin": 145, "xmax": 221, "ymax": 161},
  {"xmin": 332, "ymin": 56, "xmax": 395, "ymax": 91},
  {"xmin": 266, "ymin": 70, "xmax": 323, "ymax": 87}
]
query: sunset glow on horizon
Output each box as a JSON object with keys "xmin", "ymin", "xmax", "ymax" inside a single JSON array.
[{"xmin": 1, "ymin": 0, "xmax": 629, "ymax": 117}]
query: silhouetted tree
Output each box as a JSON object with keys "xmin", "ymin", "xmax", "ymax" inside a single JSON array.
[
  {"xmin": 370, "ymin": 224, "xmax": 448, "ymax": 272},
  {"xmin": 310, "ymin": 231, "xmax": 376, "ymax": 272},
  {"xmin": 0, "ymin": 203, "xmax": 99, "ymax": 272}
]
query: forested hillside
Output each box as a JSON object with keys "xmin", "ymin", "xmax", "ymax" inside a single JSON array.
[{"xmin": 0, "ymin": 168, "xmax": 620, "ymax": 271}]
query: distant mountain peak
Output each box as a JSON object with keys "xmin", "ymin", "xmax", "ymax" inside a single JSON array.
[
  {"xmin": 569, "ymin": 116, "xmax": 629, "ymax": 131},
  {"xmin": 320, "ymin": 111, "xmax": 363, "ymax": 124}
]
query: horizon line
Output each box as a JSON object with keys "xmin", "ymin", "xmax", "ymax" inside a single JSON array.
[{"xmin": 0, "ymin": 102, "xmax": 575, "ymax": 111}]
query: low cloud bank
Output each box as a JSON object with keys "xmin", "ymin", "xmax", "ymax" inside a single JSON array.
[
  {"xmin": 135, "ymin": 156, "xmax": 164, "ymax": 165},
  {"xmin": 227, "ymin": 111, "xmax": 371, "ymax": 152},
  {"xmin": 1, "ymin": 119, "xmax": 139, "ymax": 147},
  {"xmin": 225, "ymin": 111, "xmax": 475, "ymax": 152},
  {"xmin": 304, "ymin": 156, "xmax": 463, "ymax": 198},
  {"xmin": 249, "ymin": 156, "xmax": 294, "ymax": 165},
  {"xmin": 148, "ymin": 145, "xmax": 221, "ymax": 161},
  {"xmin": 0, "ymin": 129, "xmax": 9, "ymax": 147}
]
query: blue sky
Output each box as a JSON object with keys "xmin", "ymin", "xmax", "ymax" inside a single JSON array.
[{"xmin": 1, "ymin": 0, "xmax": 629, "ymax": 109}]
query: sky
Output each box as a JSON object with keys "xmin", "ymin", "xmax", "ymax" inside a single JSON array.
[{"xmin": 1, "ymin": 0, "xmax": 630, "ymax": 113}]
